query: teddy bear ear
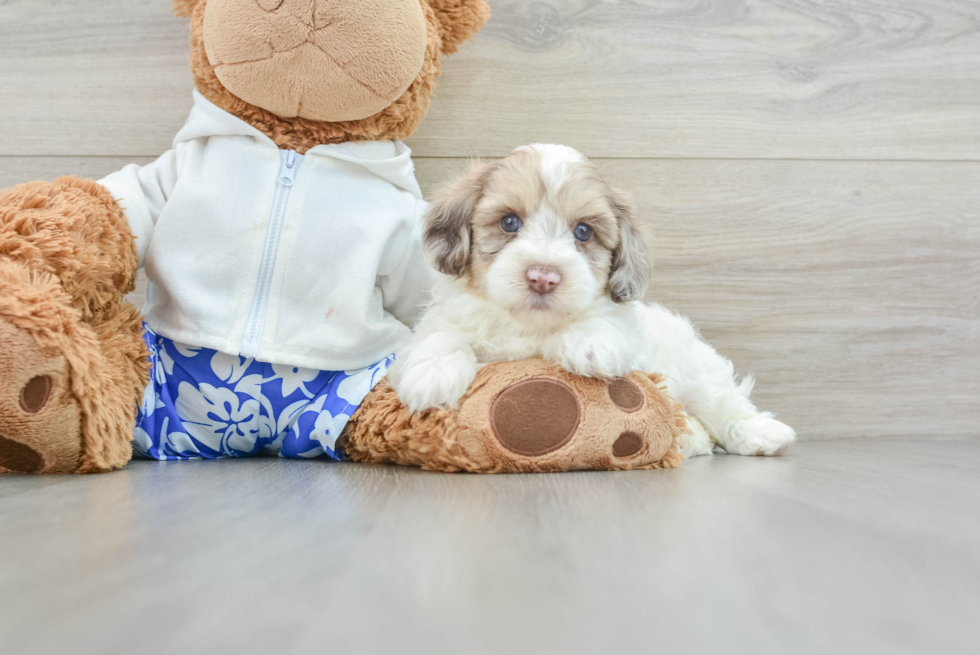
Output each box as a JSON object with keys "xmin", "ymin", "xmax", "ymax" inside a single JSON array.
[
  {"xmin": 170, "ymin": 0, "xmax": 201, "ymax": 18},
  {"xmin": 426, "ymin": 0, "xmax": 491, "ymax": 55}
]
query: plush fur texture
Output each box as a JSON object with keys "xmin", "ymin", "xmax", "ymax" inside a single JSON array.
[
  {"xmin": 425, "ymin": 0, "xmax": 493, "ymax": 55},
  {"xmin": 343, "ymin": 359, "xmax": 687, "ymax": 473},
  {"xmin": 0, "ymin": 179, "xmax": 149, "ymax": 473},
  {"xmin": 0, "ymin": 176, "xmax": 139, "ymax": 317},
  {"xmin": 202, "ymin": 0, "xmax": 429, "ymax": 122},
  {"xmin": 184, "ymin": 0, "xmax": 489, "ymax": 152},
  {"xmin": 390, "ymin": 145, "xmax": 798, "ymax": 457}
]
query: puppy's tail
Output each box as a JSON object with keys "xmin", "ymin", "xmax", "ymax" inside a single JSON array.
[{"xmin": 736, "ymin": 375, "xmax": 755, "ymax": 398}]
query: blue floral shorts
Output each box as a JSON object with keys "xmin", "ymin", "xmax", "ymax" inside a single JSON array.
[{"xmin": 134, "ymin": 325, "xmax": 394, "ymax": 461}]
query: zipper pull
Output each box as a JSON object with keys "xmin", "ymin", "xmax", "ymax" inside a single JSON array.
[{"xmin": 278, "ymin": 151, "xmax": 298, "ymax": 187}]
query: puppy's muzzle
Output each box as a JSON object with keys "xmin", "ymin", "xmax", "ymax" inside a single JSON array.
[{"xmin": 527, "ymin": 266, "xmax": 562, "ymax": 295}]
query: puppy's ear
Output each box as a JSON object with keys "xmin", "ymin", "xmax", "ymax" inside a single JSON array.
[
  {"xmin": 608, "ymin": 188, "xmax": 653, "ymax": 302},
  {"xmin": 426, "ymin": 0, "xmax": 492, "ymax": 55},
  {"xmin": 424, "ymin": 161, "xmax": 495, "ymax": 278},
  {"xmin": 171, "ymin": 0, "xmax": 201, "ymax": 18}
]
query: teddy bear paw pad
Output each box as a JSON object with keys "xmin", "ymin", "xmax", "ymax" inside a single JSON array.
[
  {"xmin": 608, "ymin": 377, "xmax": 644, "ymax": 413},
  {"xmin": 612, "ymin": 431, "xmax": 644, "ymax": 458},
  {"xmin": 0, "ymin": 435, "xmax": 45, "ymax": 473},
  {"xmin": 490, "ymin": 378, "xmax": 580, "ymax": 456}
]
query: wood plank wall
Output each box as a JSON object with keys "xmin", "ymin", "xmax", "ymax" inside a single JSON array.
[{"xmin": 1, "ymin": 1, "xmax": 978, "ymax": 440}]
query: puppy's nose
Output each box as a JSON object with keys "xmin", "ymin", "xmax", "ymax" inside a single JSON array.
[{"xmin": 527, "ymin": 266, "xmax": 562, "ymax": 295}]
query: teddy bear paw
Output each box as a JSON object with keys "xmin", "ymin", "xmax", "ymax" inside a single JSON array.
[
  {"xmin": 0, "ymin": 316, "xmax": 83, "ymax": 474},
  {"xmin": 459, "ymin": 361, "xmax": 688, "ymax": 472}
]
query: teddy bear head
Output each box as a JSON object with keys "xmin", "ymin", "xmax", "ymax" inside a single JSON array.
[{"xmin": 171, "ymin": 0, "xmax": 490, "ymax": 151}]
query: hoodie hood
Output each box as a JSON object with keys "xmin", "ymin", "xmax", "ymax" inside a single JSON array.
[{"xmin": 174, "ymin": 91, "xmax": 422, "ymax": 198}]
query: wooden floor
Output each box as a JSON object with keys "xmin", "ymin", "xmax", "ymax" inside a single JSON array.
[{"xmin": 1, "ymin": 440, "xmax": 978, "ymax": 654}]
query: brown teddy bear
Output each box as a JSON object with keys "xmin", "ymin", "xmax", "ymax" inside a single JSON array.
[{"xmin": 0, "ymin": 0, "xmax": 687, "ymax": 474}]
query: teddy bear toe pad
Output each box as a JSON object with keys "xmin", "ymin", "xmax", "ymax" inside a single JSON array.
[
  {"xmin": 611, "ymin": 431, "xmax": 643, "ymax": 457},
  {"xmin": 608, "ymin": 377, "xmax": 645, "ymax": 413},
  {"xmin": 0, "ymin": 435, "xmax": 45, "ymax": 473}
]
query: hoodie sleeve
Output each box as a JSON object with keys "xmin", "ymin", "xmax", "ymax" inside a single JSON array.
[
  {"xmin": 378, "ymin": 199, "xmax": 433, "ymax": 329},
  {"xmin": 98, "ymin": 149, "xmax": 179, "ymax": 268}
]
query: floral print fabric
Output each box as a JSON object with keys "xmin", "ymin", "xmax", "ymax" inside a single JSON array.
[{"xmin": 134, "ymin": 325, "xmax": 393, "ymax": 460}]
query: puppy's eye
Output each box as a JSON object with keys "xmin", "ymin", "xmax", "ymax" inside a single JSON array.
[
  {"xmin": 573, "ymin": 223, "xmax": 593, "ymax": 242},
  {"xmin": 501, "ymin": 215, "xmax": 522, "ymax": 233}
]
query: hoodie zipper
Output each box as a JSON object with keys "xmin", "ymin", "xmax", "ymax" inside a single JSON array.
[{"xmin": 240, "ymin": 149, "xmax": 303, "ymax": 358}]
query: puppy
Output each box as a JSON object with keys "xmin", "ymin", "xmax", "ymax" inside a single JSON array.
[{"xmin": 388, "ymin": 144, "xmax": 795, "ymax": 456}]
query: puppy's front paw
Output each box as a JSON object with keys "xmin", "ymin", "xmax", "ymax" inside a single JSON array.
[
  {"xmin": 389, "ymin": 353, "xmax": 478, "ymax": 413},
  {"xmin": 543, "ymin": 332, "xmax": 632, "ymax": 379},
  {"xmin": 726, "ymin": 414, "xmax": 796, "ymax": 456}
]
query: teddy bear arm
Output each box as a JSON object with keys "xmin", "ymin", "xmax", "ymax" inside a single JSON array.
[{"xmin": 0, "ymin": 176, "xmax": 139, "ymax": 316}]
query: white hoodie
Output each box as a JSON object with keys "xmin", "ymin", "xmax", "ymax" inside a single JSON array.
[{"xmin": 100, "ymin": 91, "xmax": 430, "ymax": 371}]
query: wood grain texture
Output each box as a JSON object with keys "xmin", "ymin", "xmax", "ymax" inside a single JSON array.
[
  {"xmin": 1, "ymin": 0, "xmax": 978, "ymax": 159},
  {"xmin": 2, "ymin": 156, "xmax": 977, "ymax": 441},
  {"xmin": 0, "ymin": 1, "xmax": 192, "ymax": 158},
  {"xmin": 1, "ymin": 440, "xmax": 978, "ymax": 655}
]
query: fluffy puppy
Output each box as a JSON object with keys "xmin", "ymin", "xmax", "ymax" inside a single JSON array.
[{"xmin": 388, "ymin": 144, "xmax": 796, "ymax": 456}]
